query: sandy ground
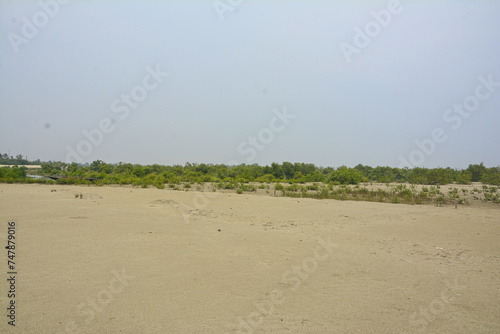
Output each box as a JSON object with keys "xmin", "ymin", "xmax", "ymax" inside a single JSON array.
[{"xmin": 0, "ymin": 183, "xmax": 499, "ymax": 334}]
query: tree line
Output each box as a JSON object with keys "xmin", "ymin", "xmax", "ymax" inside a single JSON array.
[
  {"xmin": 1, "ymin": 158, "xmax": 498, "ymax": 186},
  {"xmin": 0, "ymin": 153, "xmax": 40, "ymax": 166}
]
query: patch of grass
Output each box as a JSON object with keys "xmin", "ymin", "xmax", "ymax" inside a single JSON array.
[
  {"xmin": 435, "ymin": 195, "xmax": 445, "ymax": 206},
  {"xmin": 307, "ymin": 183, "xmax": 320, "ymax": 191}
]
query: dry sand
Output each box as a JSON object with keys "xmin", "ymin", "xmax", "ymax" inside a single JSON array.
[{"xmin": 0, "ymin": 183, "xmax": 499, "ymax": 333}]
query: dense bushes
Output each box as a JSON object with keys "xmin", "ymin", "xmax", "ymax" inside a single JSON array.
[
  {"xmin": 2, "ymin": 160, "xmax": 500, "ymax": 187},
  {"xmin": 0, "ymin": 166, "xmax": 27, "ymax": 182},
  {"xmin": 328, "ymin": 166, "xmax": 365, "ymax": 184}
]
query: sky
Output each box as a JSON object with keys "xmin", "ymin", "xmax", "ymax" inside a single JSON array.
[{"xmin": 1, "ymin": 0, "xmax": 499, "ymax": 169}]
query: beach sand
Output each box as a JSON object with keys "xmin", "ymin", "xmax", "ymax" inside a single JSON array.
[{"xmin": 0, "ymin": 183, "xmax": 499, "ymax": 333}]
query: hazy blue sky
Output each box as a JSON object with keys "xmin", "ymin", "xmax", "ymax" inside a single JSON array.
[{"xmin": 1, "ymin": 0, "xmax": 499, "ymax": 168}]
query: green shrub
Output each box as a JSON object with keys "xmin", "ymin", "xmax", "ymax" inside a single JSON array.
[{"xmin": 328, "ymin": 167, "xmax": 364, "ymax": 185}]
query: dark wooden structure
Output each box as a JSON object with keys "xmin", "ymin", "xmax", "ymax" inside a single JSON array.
[{"xmin": 45, "ymin": 175, "xmax": 102, "ymax": 181}]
